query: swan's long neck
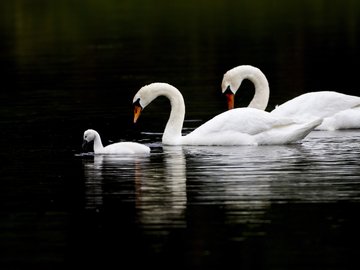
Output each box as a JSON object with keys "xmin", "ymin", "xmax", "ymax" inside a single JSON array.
[
  {"xmin": 163, "ymin": 87, "xmax": 185, "ymax": 145},
  {"xmin": 92, "ymin": 131, "xmax": 104, "ymax": 153},
  {"xmin": 245, "ymin": 70, "xmax": 269, "ymax": 111},
  {"xmin": 227, "ymin": 66, "xmax": 270, "ymax": 110},
  {"xmin": 144, "ymin": 84, "xmax": 185, "ymax": 145}
]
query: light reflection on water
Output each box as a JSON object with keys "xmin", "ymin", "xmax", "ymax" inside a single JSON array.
[
  {"xmin": 82, "ymin": 130, "xmax": 360, "ymax": 230},
  {"xmin": 82, "ymin": 145, "xmax": 188, "ymax": 230}
]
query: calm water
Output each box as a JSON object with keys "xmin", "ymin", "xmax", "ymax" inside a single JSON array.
[{"xmin": 1, "ymin": 0, "xmax": 360, "ymax": 269}]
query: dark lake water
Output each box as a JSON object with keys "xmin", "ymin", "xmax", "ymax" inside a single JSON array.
[{"xmin": 1, "ymin": 0, "xmax": 360, "ymax": 269}]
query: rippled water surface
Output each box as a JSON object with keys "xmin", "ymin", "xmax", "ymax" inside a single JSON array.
[
  {"xmin": 1, "ymin": 0, "xmax": 360, "ymax": 269},
  {"xmin": 77, "ymin": 131, "xmax": 360, "ymax": 269},
  {"xmin": 82, "ymin": 130, "xmax": 360, "ymax": 211}
]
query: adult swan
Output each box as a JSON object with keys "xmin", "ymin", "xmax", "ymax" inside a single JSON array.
[
  {"xmin": 133, "ymin": 82, "xmax": 321, "ymax": 145},
  {"xmin": 221, "ymin": 65, "xmax": 360, "ymax": 130}
]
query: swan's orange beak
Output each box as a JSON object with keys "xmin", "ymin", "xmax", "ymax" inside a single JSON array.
[
  {"xmin": 133, "ymin": 104, "xmax": 142, "ymax": 123},
  {"xmin": 225, "ymin": 92, "xmax": 235, "ymax": 110}
]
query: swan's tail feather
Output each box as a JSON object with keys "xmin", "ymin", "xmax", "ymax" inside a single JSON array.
[
  {"xmin": 291, "ymin": 118, "xmax": 323, "ymax": 141},
  {"xmin": 256, "ymin": 118, "xmax": 323, "ymax": 145}
]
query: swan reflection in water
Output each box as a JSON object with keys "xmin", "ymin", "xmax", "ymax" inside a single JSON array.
[
  {"xmin": 181, "ymin": 144, "xmax": 298, "ymax": 224},
  {"xmin": 82, "ymin": 155, "xmax": 104, "ymax": 210},
  {"xmin": 82, "ymin": 130, "xmax": 360, "ymax": 228},
  {"xmin": 183, "ymin": 130, "xmax": 360, "ymax": 205},
  {"xmin": 82, "ymin": 146, "xmax": 187, "ymax": 229},
  {"xmin": 82, "ymin": 154, "xmax": 151, "ymax": 210},
  {"xmin": 137, "ymin": 146, "xmax": 187, "ymax": 228}
]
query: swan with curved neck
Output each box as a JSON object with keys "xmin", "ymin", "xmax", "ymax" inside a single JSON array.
[
  {"xmin": 222, "ymin": 65, "xmax": 270, "ymax": 110},
  {"xmin": 82, "ymin": 129, "xmax": 150, "ymax": 154},
  {"xmin": 221, "ymin": 65, "xmax": 360, "ymax": 130},
  {"xmin": 133, "ymin": 82, "xmax": 321, "ymax": 145}
]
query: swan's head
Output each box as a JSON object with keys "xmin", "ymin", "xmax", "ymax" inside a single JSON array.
[
  {"xmin": 132, "ymin": 82, "xmax": 176, "ymax": 123},
  {"xmin": 221, "ymin": 65, "xmax": 264, "ymax": 110},
  {"xmin": 82, "ymin": 129, "xmax": 97, "ymax": 149},
  {"xmin": 221, "ymin": 67, "xmax": 246, "ymax": 110},
  {"xmin": 83, "ymin": 129, "xmax": 97, "ymax": 142},
  {"xmin": 132, "ymin": 86, "xmax": 151, "ymax": 124}
]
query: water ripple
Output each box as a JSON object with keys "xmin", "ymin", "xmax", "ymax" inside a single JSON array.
[{"xmin": 81, "ymin": 130, "xmax": 360, "ymax": 227}]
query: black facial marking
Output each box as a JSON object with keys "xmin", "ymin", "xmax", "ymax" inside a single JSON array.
[
  {"xmin": 133, "ymin": 98, "xmax": 142, "ymax": 108},
  {"xmin": 223, "ymin": 85, "xmax": 232, "ymax": 95}
]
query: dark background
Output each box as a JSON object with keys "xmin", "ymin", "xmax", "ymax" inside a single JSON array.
[{"xmin": 1, "ymin": 0, "xmax": 359, "ymax": 149}]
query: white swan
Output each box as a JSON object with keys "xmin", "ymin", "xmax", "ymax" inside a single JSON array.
[
  {"xmin": 82, "ymin": 129, "xmax": 150, "ymax": 154},
  {"xmin": 221, "ymin": 65, "xmax": 360, "ymax": 130},
  {"xmin": 132, "ymin": 82, "xmax": 321, "ymax": 146}
]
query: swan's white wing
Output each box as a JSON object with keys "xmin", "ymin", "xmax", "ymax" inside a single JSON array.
[
  {"xmin": 271, "ymin": 91, "xmax": 360, "ymax": 120},
  {"xmin": 254, "ymin": 118, "xmax": 322, "ymax": 144},
  {"xmin": 181, "ymin": 107, "xmax": 321, "ymax": 145},
  {"xmin": 189, "ymin": 107, "xmax": 295, "ymax": 136},
  {"xmin": 319, "ymin": 107, "xmax": 360, "ymax": 130},
  {"xmin": 101, "ymin": 142, "xmax": 150, "ymax": 154}
]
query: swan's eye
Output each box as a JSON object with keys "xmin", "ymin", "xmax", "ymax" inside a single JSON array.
[{"xmin": 133, "ymin": 98, "xmax": 142, "ymax": 108}]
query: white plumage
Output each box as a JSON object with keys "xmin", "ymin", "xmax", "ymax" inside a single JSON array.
[
  {"xmin": 271, "ymin": 91, "xmax": 360, "ymax": 130},
  {"xmin": 221, "ymin": 65, "xmax": 360, "ymax": 130},
  {"xmin": 82, "ymin": 129, "xmax": 150, "ymax": 154},
  {"xmin": 133, "ymin": 82, "xmax": 321, "ymax": 145}
]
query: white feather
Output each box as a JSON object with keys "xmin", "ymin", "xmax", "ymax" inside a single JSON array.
[
  {"xmin": 222, "ymin": 65, "xmax": 360, "ymax": 130},
  {"xmin": 83, "ymin": 129, "xmax": 150, "ymax": 154},
  {"xmin": 133, "ymin": 83, "xmax": 321, "ymax": 146}
]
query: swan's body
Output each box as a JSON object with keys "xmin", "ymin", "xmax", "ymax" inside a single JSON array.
[
  {"xmin": 133, "ymin": 83, "xmax": 321, "ymax": 146},
  {"xmin": 221, "ymin": 65, "xmax": 360, "ymax": 130},
  {"xmin": 82, "ymin": 129, "xmax": 150, "ymax": 154},
  {"xmin": 271, "ymin": 91, "xmax": 360, "ymax": 130}
]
